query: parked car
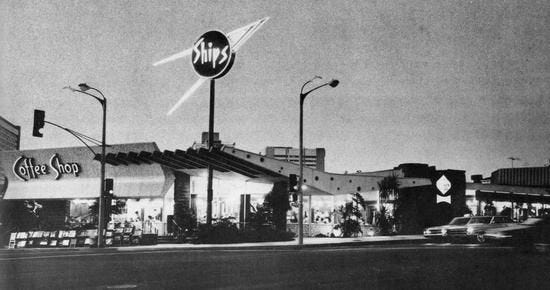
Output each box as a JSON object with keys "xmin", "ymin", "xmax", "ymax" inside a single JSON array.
[
  {"xmin": 446, "ymin": 216, "xmax": 515, "ymax": 243},
  {"xmin": 423, "ymin": 217, "xmax": 471, "ymax": 241},
  {"xmin": 481, "ymin": 216, "xmax": 550, "ymax": 248}
]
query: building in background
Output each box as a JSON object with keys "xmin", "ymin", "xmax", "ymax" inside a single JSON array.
[
  {"xmin": 467, "ymin": 166, "xmax": 550, "ymax": 220},
  {"xmin": 201, "ymin": 132, "xmax": 220, "ymax": 147},
  {"xmin": 265, "ymin": 146, "xmax": 325, "ymax": 171},
  {"xmin": 0, "ymin": 116, "xmax": 20, "ymax": 200},
  {"xmin": 0, "ymin": 116, "xmax": 21, "ymax": 151}
]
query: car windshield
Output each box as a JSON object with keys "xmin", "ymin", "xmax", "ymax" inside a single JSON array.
[
  {"xmin": 468, "ymin": 217, "xmax": 492, "ymax": 224},
  {"xmin": 521, "ymin": 218, "xmax": 543, "ymax": 225},
  {"xmin": 448, "ymin": 218, "xmax": 470, "ymax": 225}
]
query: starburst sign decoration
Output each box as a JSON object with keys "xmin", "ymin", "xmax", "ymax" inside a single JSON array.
[{"xmin": 153, "ymin": 17, "xmax": 269, "ymax": 115}]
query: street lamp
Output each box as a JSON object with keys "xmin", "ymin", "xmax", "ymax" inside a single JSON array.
[
  {"xmin": 65, "ymin": 83, "xmax": 107, "ymax": 248},
  {"xmin": 298, "ymin": 76, "xmax": 339, "ymax": 245}
]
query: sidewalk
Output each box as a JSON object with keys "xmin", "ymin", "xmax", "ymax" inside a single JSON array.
[
  {"xmin": 116, "ymin": 235, "xmax": 428, "ymax": 251},
  {"xmin": 1, "ymin": 235, "xmax": 427, "ymax": 251}
]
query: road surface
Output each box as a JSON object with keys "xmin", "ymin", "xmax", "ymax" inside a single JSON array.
[{"xmin": 1, "ymin": 243, "xmax": 549, "ymax": 289}]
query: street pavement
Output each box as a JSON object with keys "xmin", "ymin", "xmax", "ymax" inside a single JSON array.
[{"xmin": 2, "ymin": 236, "xmax": 550, "ymax": 289}]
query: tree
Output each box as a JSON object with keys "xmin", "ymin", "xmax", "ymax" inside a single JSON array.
[
  {"xmin": 377, "ymin": 175, "xmax": 400, "ymax": 234},
  {"xmin": 338, "ymin": 193, "xmax": 366, "ymax": 237},
  {"xmin": 378, "ymin": 175, "xmax": 400, "ymax": 205},
  {"xmin": 376, "ymin": 206, "xmax": 391, "ymax": 235},
  {"xmin": 248, "ymin": 203, "xmax": 272, "ymax": 229},
  {"xmin": 263, "ymin": 181, "xmax": 291, "ymax": 231},
  {"xmin": 173, "ymin": 202, "xmax": 197, "ymax": 236}
]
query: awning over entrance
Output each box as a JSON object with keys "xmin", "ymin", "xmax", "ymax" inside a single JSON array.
[{"xmin": 0, "ymin": 143, "xmax": 173, "ymax": 200}]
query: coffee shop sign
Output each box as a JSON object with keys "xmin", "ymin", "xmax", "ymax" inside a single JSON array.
[{"xmin": 12, "ymin": 154, "xmax": 80, "ymax": 181}]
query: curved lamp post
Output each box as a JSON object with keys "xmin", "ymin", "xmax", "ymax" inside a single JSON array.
[
  {"xmin": 298, "ymin": 76, "xmax": 339, "ymax": 245},
  {"xmin": 65, "ymin": 83, "xmax": 107, "ymax": 248}
]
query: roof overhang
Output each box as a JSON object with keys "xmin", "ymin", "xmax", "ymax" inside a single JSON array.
[
  {"xmin": 90, "ymin": 144, "xmax": 432, "ymax": 196},
  {"xmin": 220, "ymin": 146, "xmax": 432, "ymax": 196},
  {"xmin": 93, "ymin": 146, "xmax": 284, "ymax": 182},
  {"xmin": 1, "ymin": 142, "xmax": 435, "ymax": 200}
]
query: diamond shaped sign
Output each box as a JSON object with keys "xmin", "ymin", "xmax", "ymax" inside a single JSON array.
[{"xmin": 436, "ymin": 175, "xmax": 452, "ymax": 196}]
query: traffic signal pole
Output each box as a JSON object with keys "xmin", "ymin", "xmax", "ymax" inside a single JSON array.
[{"xmin": 36, "ymin": 84, "xmax": 108, "ymax": 248}]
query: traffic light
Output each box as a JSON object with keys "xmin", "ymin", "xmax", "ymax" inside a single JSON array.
[
  {"xmin": 288, "ymin": 174, "xmax": 297, "ymax": 192},
  {"xmin": 103, "ymin": 178, "xmax": 114, "ymax": 227},
  {"xmin": 289, "ymin": 174, "xmax": 298, "ymax": 202},
  {"xmin": 32, "ymin": 110, "xmax": 45, "ymax": 137},
  {"xmin": 104, "ymin": 178, "xmax": 114, "ymax": 197}
]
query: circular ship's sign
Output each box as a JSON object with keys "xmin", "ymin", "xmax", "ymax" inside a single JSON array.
[{"xmin": 191, "ymin": 30, "xmax": 233, "ymax": 78}]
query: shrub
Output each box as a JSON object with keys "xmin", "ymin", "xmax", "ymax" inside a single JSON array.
[
  {"xmin": 194, "ymin": 218, "xmax": 295, "ymax": 244},
  {"xmin": 376, "ymin": 206, "xmax": 392, "ymax": 235},
  {"xmin": 195, "ymin": 218, "xmax": 240, "ymax": 244}
]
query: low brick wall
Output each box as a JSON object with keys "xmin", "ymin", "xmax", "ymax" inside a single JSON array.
[
  {"xmin": 287, "ymin": 223, "xmax": 334, "ymax": 237},
  {"xmin": 287, "ymin": 223, "xmax": 375, "ymax": 237}
]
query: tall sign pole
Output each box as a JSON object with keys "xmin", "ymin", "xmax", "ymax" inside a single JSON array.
[
  {"xmin": 206, "ymin": 79, "xmax": 215, "ymax": 225},
  {"xmin": 191, "ymin": 30, "xmax": 234, "ymax": 226},
  {"xmin": 154, "ymin": 18, "xmax": 269, "ymax": 226}
]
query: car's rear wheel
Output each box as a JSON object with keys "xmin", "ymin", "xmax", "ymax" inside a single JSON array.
[{"xmin": 476, "ymin": 233, "xmax": 486, "ymax": 243}]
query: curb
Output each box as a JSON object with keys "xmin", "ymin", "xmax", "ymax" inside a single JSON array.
[
  {"xmin": 1, "ymin": 237, "xmax": 428, "ymax": 252},
  {"xmin": 131, "ymin": 238, "xmax": 429, "ymax": 251}
]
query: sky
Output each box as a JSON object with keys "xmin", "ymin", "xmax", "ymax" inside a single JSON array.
[{"xmin": 1, "ymin": 0, "xmax": 549, "ymax": 178}]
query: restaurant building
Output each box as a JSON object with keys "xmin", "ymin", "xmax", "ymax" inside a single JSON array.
[
  {"xmin": 4, "ymin": 131, "xmax": 546, "ymax": 243},
  {"xmin": 1, "ymin": 140, "xmax": 436, "ymax": 239},
  {"xmin": 0, "ymin": 143, "xmax": 174, "ymax": 235}
]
